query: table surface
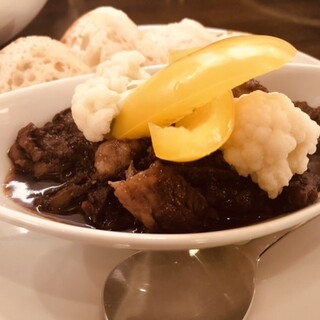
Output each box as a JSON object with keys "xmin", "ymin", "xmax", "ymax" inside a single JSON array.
[{"xmin": 17, "ymin": 0, "xmax": 320, "ymax": 60}]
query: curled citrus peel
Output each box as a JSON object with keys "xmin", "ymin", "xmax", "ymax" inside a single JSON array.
[
  {"xmin": 149, "ymin": 91, "xmax": 234, "ymax": 162},
  {"xmin": 111, "ymin": 35, "xmax": 297, "ymax": 161}
]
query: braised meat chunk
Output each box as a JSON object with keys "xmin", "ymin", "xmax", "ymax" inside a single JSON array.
[
  {"xmin": 8, "ymin": 109, "xmax": 98, "ymax": 181},
  {"xmin": 173, "ymin": 152, "xmax": 275, "ymax": 225},
  {"xmin": 81, "ymin": 182, "xmax": 140, "ymax": 231},
  {"xmin": 34, "ymin": 172, "xmax": 96, "ymax": 212},
  {"xmin": 95, "ymin": 138, "xmax": 149, "ymax": 179},
  {"xmin": 110, "ymin": 161, "xmax": 209, "ymax": 233},
  {"xmin": 232, "ymin": 79, "xmax": 268, "ymax": 98},
  {"xmin": 277, "ymin": 172, "xmax": 320, "ymax": 212},
  {"xmin": 295, "ymin": 101, "xmax": 320, "ymax": 124}
]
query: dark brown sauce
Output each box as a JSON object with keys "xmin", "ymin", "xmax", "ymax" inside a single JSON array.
[
  {"xmin": 1, "ymin": 171, "xmax": 283, "ymax": 233},
  {"xmin": 4, "ymin": 164, "xmax": 320, "ymax": 233},
  {"xmin": 4, "ymin": 172, "xmax": 94, "ymax": 229}
]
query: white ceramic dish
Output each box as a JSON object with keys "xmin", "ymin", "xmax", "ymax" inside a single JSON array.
[
  {"xmin": 0, "ymin": 0, "xmax": 47, "ymax": 45},
  {"xmin": 0, "ymin": 62, "xmax": 319, "ymax": 250}
]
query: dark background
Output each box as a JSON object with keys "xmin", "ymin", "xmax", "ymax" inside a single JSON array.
[{"xmin": 16, "ymin": 0, "xmax": 320, "ymax": 60}]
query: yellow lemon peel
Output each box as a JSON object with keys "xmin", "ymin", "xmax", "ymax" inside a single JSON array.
[{"xmin": 149, "ymin": 90, "xmax": 234, "ymax": 162}]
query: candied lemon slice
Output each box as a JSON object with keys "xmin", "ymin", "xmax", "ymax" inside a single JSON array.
[
  {"xmin": 111, "ymin": 35, "xmax": 296, "ymax": 139},
  {"xmin": 149, "ymin": 90, "xmax": 234, "ymax": 162}
]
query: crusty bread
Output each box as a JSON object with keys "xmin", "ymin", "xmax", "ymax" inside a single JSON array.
[
  {"xmin": 0, "ymin": 7, "xmax": 224, "ymax": 93},
  {"xmin": 61, "ymin": 6, "xmax": 164, "ymax": 68},
  {"xmin": 61, "ymin": 7, "xmax": 223, "ymax": 68},
  {"xmin": 0, "ymin": 36, "xmax": 91, "ymax": 93}
]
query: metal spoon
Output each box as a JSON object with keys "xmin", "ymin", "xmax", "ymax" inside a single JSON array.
[{"xmin": 103, "ymin": 228, "xmax": 296, "ymax": 320}]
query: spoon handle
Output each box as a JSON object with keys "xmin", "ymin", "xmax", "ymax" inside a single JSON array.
[{"xmin": 240, "ymin": 217, "xmax": 318, "ymax": 262}]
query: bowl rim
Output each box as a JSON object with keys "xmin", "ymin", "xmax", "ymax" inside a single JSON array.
[{"xmin": 0, "ymin": 197, "xmax": 319, "ymax": 250}]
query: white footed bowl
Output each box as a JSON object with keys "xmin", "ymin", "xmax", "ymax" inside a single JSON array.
[{"xmin": 0, "ymin": 63, "xmax": 319, "ymax": 250}]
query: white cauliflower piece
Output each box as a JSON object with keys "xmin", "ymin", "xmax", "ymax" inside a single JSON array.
[
  {"xmin": 71, "ymin": 50, "xmax": 150, "ymax": 142},
  {"xmin": 221, "ymin": 90, "xmax": 320, "ymax": 199},
  {"xmin": 95, "ymin": 50, "xmax": 150, "ymax": 92}
]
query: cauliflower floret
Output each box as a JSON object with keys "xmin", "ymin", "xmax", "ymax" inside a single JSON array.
[
  {"xmin": 71, "ymin": 50, "xmax": 150, "ymax": 142},
  {"xmin": 221, "ymin": 90, "xmax": 320, "ymax": 199}
]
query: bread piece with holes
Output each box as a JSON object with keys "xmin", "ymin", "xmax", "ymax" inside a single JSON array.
[
  {"xmin": 61, "ymin": 6, "xmax": 163, "ymax": 68},
  {"xmin": 0, "ymin": 36, "xmax": 91, "ymax": 93}
]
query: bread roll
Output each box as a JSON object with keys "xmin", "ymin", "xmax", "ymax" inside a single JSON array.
[
  {"xmin": 61, "ymin": 6, "xmax": 163, "ymax": 68},
  {"xmin": 0, "ymin": 36, "xmax": 91, "ymax": 93}
]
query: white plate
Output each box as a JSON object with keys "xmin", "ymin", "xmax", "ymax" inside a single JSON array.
[
  {"xmin": 0, "ymin": 221, "xmax": 133, "ymax": 320},
  {"xmin": 0, "ymin": 31, "xmax": 320, "ymax": 250},
  {"xmin": 1, "ymin": 215, "xmax": 320, "ymax": 319},
  {"xmin": 245, "ymin": 214, "xmax": 320, "ymax": 320}
]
